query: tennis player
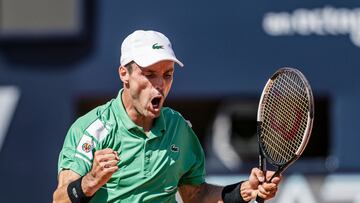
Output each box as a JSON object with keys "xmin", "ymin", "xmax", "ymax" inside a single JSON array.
[{"xmin": 53, "ymin": 30, "xmax": 281, "ymax": 203}]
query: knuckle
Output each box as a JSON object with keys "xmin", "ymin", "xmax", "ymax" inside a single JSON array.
[
  {"xmin": 95, "ymin": 156, "xmax": 102, "ymax": 163},
  {"xmin": 104, "ymin": 148, "xmax": 113, "ymax": 153},
  {"xmin": 99, "ymin": 162, "xmax": 107, "ymax": 169}
]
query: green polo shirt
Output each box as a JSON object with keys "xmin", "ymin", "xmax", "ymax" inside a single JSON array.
[{"xmin": 58, "ymin": 89, "xmax": 205, "ymax": 202}]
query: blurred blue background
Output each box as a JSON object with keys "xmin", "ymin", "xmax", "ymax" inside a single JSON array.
[{"xmin": 0, "ymin": 0, "xmax": 359, "ymax": 202}]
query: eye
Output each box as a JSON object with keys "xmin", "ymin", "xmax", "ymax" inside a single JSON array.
[
  {"xmin": 164, "ymin": 71, "xmax": 173, "ymax": 79},
  {"xmin": 144, "ymin": 73, "xmax": 155, "ymax": 79},
  {"xmin": 164, "ymin": 74, "xmax": 172, "ymax": 79}
]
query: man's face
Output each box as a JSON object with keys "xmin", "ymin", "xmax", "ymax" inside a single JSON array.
[{"xmin": 126, "ymin": 60, "xmax": 174, "ymax": 119}]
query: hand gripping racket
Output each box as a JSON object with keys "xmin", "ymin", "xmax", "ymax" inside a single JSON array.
[{"xmin": 255, "ymin": 67, "xmax": 314, "ymax": 203}]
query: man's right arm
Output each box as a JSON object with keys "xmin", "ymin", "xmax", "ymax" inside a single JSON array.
[
  {"xmin": 53, "ymin": 170, "xmax": 80, "ymax": 203},
  {"xmin": 53, "ymin": 148, "xmax": 119, "ymax": 203}
]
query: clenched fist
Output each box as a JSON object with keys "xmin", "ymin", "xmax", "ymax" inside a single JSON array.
[
  {"xmin": 240, "ymin": 168, "xmax": 282, "ymax": 201},
  {"xmin": 82, "ymin": 148, "xmax": 120, "ymax": 196}
]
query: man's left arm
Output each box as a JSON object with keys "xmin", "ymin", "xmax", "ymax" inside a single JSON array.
[
  {"xmin": 179, "ymin": 182, "xmax": 253, "ymax": 203},
  {"xmin": 178, "ymin": 183, "xmax": 223, "ymax": 203},
  {"xmin": 178, "ymin": 168, "xmax": 281, "ymax": 203}
]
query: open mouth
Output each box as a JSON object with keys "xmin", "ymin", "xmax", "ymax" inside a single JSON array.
[{"xmin": 151, "ymin": 96, "xmax": 162, "ymax": 110}]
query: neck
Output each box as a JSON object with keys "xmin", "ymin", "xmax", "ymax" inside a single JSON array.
[{"xmin": 121, "ymin": 90, "xmax": 154, "ymax": 132}]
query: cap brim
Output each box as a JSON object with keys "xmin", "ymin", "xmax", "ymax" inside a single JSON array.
[{"xmin": 133, "ymin": 53, "xmax": 184, "ymax": 68}]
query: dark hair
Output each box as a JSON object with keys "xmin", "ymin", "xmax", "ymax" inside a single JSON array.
[{"xmin": 125, "ymin": 61, "xmax": 135, "ymax": 74}]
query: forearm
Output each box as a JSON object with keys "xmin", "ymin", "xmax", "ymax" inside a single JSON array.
[
  {"xmin": 180, "ymin": 181, "xmax": 253, "ymax": 203},
  {"xmin": 53, "ymin": 184, "xmax": 72, "ymax": 203},
  {"xmin": 197, "ymin": 183, "xmax": 224, "ymax": 203},
  {"xmin": 179, "ymin": 183, "xmax": 222, "ymax": 203},
  {"xmin": 53, "ymin": 173, "xmax": 99, "ymax": 203}
]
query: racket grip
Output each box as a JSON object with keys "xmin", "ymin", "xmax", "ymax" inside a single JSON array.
[{"xmin": 256, "ymin": 154, "xmax": 266, "ymax": 202}]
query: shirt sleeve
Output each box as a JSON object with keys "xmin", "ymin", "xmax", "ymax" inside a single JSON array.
[
  {"xmin": 57, "ymin": 124, "xmax": 95, "ymax": 176},
  {"xmin": 178, "ymin": 123, "xmax": 206, "ymax": 185}
]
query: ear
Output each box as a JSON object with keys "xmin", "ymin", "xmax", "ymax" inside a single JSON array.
[{"xmin": 119, "ymin": 66, "xmax": 129, "ymax": 85}]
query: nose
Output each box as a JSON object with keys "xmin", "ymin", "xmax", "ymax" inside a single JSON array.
[{"xmin": 153, "ymin": 76, "xmax": 164, "ymax": 92}]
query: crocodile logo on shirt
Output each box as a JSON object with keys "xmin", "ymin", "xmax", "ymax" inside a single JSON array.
[{"xmin": 170, "ymin": 144, "xmax": 179, "ymax": 152}]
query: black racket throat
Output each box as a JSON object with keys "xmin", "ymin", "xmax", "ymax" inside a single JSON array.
[{"xmin": 258, "ymin": 150, "xmax": 297, "ymax": 183}]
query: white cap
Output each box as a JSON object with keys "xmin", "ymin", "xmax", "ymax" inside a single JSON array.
[{"xmin": 120, "ymin": 30, "xmax": 184, "ymax": 67}]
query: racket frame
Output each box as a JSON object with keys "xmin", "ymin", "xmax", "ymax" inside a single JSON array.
[{"xmin": 257, "ymin": 67, "xmax": 314, "ymax": 181}]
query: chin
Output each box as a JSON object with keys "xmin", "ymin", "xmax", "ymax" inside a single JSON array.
[
  {"xmin": 152, "ymin": 112, "xmax": 161, "ymax": 118},
  {"xmin": 147, "ymin": 110, "xmax": 161, "ymax": 118}
]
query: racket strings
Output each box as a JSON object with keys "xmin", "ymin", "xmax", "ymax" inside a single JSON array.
[
  {"xmin": 272, "ymin": 77, "xmax": 306, "ymax": 141},
  {"xmin": 278, "ymin": 74, "xmax": 309, "ymax": 110},
  {"xmin": 273, "ymin": 78, "xmax": 309, "ymax": 133},
  {"xmin": 270, "ymin": 79, "xmax": 308, "ymax": 154},
  {"xmin": 262, "ymin": 105, "xmax": 302, "ymax": 162},
  {"xmin": 262, "ymin": 130, "xmax": 293, "ymax": 162},
  {"xmin": 262, "ymin": 119, "xmax": 295, "ymax": 162},
  {"xmin": 260, "ymin": 71, "xmax": 310, "ymax": 164},
  {"xmin": 275, "ymin": 74, "xmax": 308, "ymax": 110}
]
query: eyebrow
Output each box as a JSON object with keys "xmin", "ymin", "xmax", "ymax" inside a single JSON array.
[{"xmin": 143, "ymin": 67, "xmax": 174, "ymax": 73}]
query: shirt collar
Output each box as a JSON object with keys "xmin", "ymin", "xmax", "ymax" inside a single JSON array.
[{"xmin": 150, "ymin": 110, "xmax": 166, "ymax": 137}]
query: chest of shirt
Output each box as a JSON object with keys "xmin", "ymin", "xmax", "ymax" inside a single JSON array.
[{"xmin": 100, "ymin": 127, "xmax": 190, "ymax": 191}]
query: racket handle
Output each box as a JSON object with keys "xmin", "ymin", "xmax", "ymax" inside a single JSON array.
[{"xmin": 256, "ymin": 154, "xmax": 266, "ymax": 202}]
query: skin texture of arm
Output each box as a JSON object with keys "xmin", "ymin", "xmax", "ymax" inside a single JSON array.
[
  {"xmin": 53, "ymin": 170, "xmax": 81, "ymax": 203},
  {"xmin": 178, "ymin": 183, "xmax": 223, "ymax": 203},
  {"xmin": 178, "ymin": 168, "xmax": 281, "ymax": 203}
]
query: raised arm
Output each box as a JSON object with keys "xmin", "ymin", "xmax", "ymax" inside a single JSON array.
[
  {"xmin": 178, "ymin": 168, "xmax": 281, "ymax": 203},
  {"xmin": 53, "ymin": 148, "xmax": 119, "ymax": 203}
]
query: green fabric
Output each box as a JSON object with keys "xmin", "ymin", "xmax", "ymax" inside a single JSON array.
[{"xmin": 58, "ymin": 89, "xmax": 205, "ymax": 203}]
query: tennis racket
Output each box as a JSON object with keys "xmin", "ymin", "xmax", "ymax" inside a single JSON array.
[{"xmin": 255, "ymin": 67, "xmax": 314, "ymax": 203}]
